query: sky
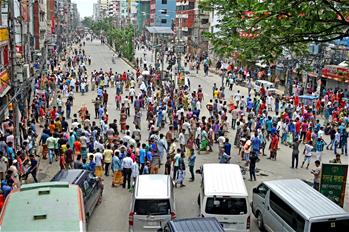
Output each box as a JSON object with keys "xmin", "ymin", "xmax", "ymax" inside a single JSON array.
[{"xmin": 73, "ymin": 0, "xmax": 96, "ymax": 18}]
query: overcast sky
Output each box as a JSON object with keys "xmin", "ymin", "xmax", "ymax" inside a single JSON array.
[{"xmin": 73, "ymin": 0, "xmax": 96, "ymax": 18}]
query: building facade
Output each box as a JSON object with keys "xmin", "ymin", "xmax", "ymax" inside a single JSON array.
[{"xmin": 150, "ymin": 0, "xmax": 176, "ymax": 27}]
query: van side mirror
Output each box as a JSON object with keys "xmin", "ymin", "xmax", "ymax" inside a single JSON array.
[{"xmin": 253, "ymin": 188, "xmax": 259, "ymax": 194}]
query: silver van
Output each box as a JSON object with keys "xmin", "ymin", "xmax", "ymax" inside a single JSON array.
[
  {"xmin": 198, "ymin": 164, "xmax": 250, "ymax": 231},
  {"xmin": 129, "ymin": 175, "xmax": 176, "ymax": 232},
  {"xmin": 251, "ymin": 179, "xmax": 349, "ymax": 232}
]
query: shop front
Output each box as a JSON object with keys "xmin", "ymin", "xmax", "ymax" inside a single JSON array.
[
  {"xmin": 0, "ymin": 27, "xmax": 10, "ymax": 122},
  {"xmin": 321, "ymin": 65, "xmax": 349, "ymax": 90}
]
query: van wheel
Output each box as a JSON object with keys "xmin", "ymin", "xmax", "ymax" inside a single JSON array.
[
  {"xmin": 197, "ymin": 194, "xmax": 200, "ymax": 206},
  {"xmin": 257, "ymin": 212, "xmax": 265, "ymax": 231}
]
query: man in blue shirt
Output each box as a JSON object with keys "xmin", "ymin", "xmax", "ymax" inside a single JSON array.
[
  {"xmin": 252, "ymin": 133, "xmax": 261, "ymax": 156},
  {"xmin": 139, "ymin": 144, "xmax": 147, "ymax": 174},
  {"xmin": 224, "ymin": 138, "xmax": 232, "ymax": 157}
]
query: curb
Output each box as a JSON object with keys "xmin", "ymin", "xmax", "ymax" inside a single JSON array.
[{"xmin": 105, "ymin": 43, "xmax": 137, "ymax": 70}]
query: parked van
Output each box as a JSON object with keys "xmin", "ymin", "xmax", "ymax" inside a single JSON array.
[
  {"xmin": 251, "ymin": 179, "xmax": 349, "ymax": 232},
  {"xmin": 162, "ymin": 217, "xmax": 224, "ymax": 232},
  {"xmin": 129, "ymin": 175, "xmax": 176, "ymax": 232},
  {"xmin": 0, "ymin": 182, "xmax": 86, "ymax": 231},
  {"xmin": 254, "ymin": 80, "xmax": 275, "ymax": 93},
  {"xmin": 197, "ymin": 163, "xmax": 250, "ymax": 231}
]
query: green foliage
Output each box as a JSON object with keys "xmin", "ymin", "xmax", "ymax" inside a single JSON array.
[
  {"xmin": 87, "ymin": 17, "xmax": 135, "ymax": 61},
  {"xmin": 81, "ymin": 17, "xmax": 94, "ymax": 28},
  {"xmin": 200, "ymin": 0, "xmax": 349, "ymax": 63}
]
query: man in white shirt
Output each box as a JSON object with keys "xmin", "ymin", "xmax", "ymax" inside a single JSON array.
[
  {"xmin": 173, "ymin": 149, "xmax": 181, "ymax": 180},
  {"xmin": 93, "ymin": 148, "xmax": 104, "ymax": 177},
  {"xmin": 122, "ymin": 153, "xmax": 133, "ymax": 189}
]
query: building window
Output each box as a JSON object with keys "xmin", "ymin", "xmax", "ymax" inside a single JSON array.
[
  {"xmin": 162, "ymin": 0, "xmax": 167, "ymax": 4},
  {"xmin": 201, "ymin": 19, "xmax": 209, "ymax": 24},
  {"xmin": 161, "ymin": 9, "xmax": 167, "ymax": 14},
  {"xmin": 161, "ymin": 19, "xmax": 167, "ymax": 24}
]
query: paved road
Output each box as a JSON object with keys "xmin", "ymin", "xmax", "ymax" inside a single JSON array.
[{"xmin": 37, "ymin": 40, "xmax": 348, "ymax": 231}]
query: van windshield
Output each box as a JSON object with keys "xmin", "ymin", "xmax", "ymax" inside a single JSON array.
[
  {"xmin": 205, "ymin": 197, "xmax": 247, "ymax": 215},
  {"xmin": 134, "ymin": 199, "xmax": 171, "ymax": 215},
  {"xmin": 310, "ymin": 219, "xmax": 349, "ymax": 232}
]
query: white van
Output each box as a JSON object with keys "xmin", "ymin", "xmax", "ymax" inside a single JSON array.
[
  {"xmin": 129, "ymin": 175, "xmax": 176, "ymax": 232},
  {"xmin": 254, "ymin": 80, "xmax": 275, "ymax": 93},
  {"xmin": 198, "ymin": 164, "xmax": 250, "ymax": 231},
  {"xmin": 251, "ymin": 179, "xmax": 349, "ymax": 232}
]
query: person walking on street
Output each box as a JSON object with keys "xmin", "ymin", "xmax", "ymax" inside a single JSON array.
[
  {"xmin": 23, "ymin": 155, "xmax": 38, "ymax": 183},
  {"xmin": 103, "ymin": 145, "xmax": 113, "ymax": 176},
  {"xmin": 188, "ymin": 148, "xmax": 196, "ymax": 182},
  {"xmin": 340, "ymin": 129, "xmax": 348, "ymax": 156},
  {"xmin": 311, "ymin": 160, "xmax": 321, "ymax": 191},
  {"xmin": 122, "ymin": 153, "xmax": 133, "ymax": 189},
  {"xmin": 301, "ymin": 141, "xmax": 314, "ymax": 169},
  {"xmin": 111, "ymin": 151, "xmax": 122, "ymax": 187},
  {"xmin": 175, "ymin": 152, "xmax": 186, "ymax": 188},
  {"xmin": 249, "ymin": 152, "xmax": 258, "ymax": 181},
  {"xmin": 291, "ymin": 138, "xmax": 301, "ymax": 168},
  {"xmin": 173, "ymin": 149, "xmax": 181, "ymax": 180},
  {"xmin": 315, "ymin": 137, "xmax": 326, "ymax": 161}
]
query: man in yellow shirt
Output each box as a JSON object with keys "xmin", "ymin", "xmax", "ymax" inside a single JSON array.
[{"xmin": 103, "ymin": 144, "xmax": 113, "ymax": 176}]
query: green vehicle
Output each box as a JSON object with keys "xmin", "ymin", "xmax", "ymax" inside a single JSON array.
[{"xmin": 0, "ymin": 182, "xmax": 86, "ymax": 231}]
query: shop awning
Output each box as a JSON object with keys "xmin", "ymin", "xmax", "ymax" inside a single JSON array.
[
  {"xmin": 146, "ymin": 26, "xmax": 174, "ymax": 35},
  {"xmin": 0, "ymin": 85, "xmax": 10, "ymax": 98}
]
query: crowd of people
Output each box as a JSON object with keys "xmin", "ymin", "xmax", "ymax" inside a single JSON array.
[{"xmin": 0, "ymin": 33, "xmax": 348, "ymax": 209}]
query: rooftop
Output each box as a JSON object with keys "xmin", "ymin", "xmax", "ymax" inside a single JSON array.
[
  {"xmin": 146, "ymin": 26, "xmax": 174, "ymax": 34},
  {"xmin": 203, "ymin": 164, "xmax": 248, "ymax": 197},
  {"xmin": 135, "ymin": 175, "xmax": 171, "ymax": 199},
  {"xmin": 0, "ymin": 182, "xmax": 84, "ymax": 231}
]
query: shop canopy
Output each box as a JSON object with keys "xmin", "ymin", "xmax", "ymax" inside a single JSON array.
[{"xmin": 146, "ymin": 27, "xmax": 174, "ymax": 35}]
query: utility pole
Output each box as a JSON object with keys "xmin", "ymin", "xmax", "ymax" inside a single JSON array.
[{"xmin": 8, "ymin": 0, "xmax": 21, "ymax": 146}]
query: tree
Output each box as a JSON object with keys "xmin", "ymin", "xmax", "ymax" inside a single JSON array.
[
  {"xmin": 86, "ymin": 18, "xmax": 135, "ymax": 61},
  {"xmin": 200, "ymin": 0, "xmax": 349, "ymax": 62},
  {"xmin": 81, "ymin": 17, "xmax": 94, "ymax": 28}
]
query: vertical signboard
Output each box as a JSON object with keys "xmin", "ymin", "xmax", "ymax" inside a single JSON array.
[{"xmin": 320, "ymin": 163, "xmax": 348, "ymax": 207}]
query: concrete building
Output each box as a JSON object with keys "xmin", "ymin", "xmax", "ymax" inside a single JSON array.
[
  {"xmin": 99, "ymin": 0, "xmax": 109, "ymax": 18},
  {"xmin": 150, "ymin": 0, "xmax": 176, "ymax": 27},
  {"xmin": 176, "ymin": 0, "xmax": 195, "ymax": 41},
  {"xmin": 93, "ymin": 3, "xmax": 100, "ymax": 20},
  {"xmin": 136, "ymin": 0, "xmax": 151, "ymax": 35},
  {"xmin": 191, "ymin": 0, "xmax": 209, "ymax": 55},
  {"xmin": 107, "ymin": 0, "xmax": 119, "ymax": 17}
]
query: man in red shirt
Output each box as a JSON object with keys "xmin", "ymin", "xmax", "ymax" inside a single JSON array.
[{"xmin": 268, "ymin": 133, "xmax": 279, "ymax": 160}]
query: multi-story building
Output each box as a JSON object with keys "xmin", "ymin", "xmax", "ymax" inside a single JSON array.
[
  {"xmin": 99, "ymin": 0, "xmax": 109, "ymax": 18},
  {"xmin": 150, "ymin": 0, "xmax": 176, "ymax": 27},
  {"xmin": 191, "ymin": 0, "xmax": 209, "ymax": 55},
  {"xmin": 93, "ymin": 3, "xmax": 101, "ymax": 20},
  {"xmin": 176, "ymin": 0, "xmax": 195, "ymax": 42},
  {"xmin": 136, "ymin": 0, "xmax": 151, "ymax": 34},
  {"xmin": 107, "ymin": 0, "xmax": 119, "ymax": 17},
  {"xmin": 39, "ymin": 0, "xmax": 47, "ymax": 50},
  {"xmin": 0, "ymin": 20, "xmax": 10, "ymax": 119}
]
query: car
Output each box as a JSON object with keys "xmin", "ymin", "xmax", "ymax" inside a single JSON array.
[{"xmin": 51, "ymin": 169, "xmax": 103, "ymax": 221}]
